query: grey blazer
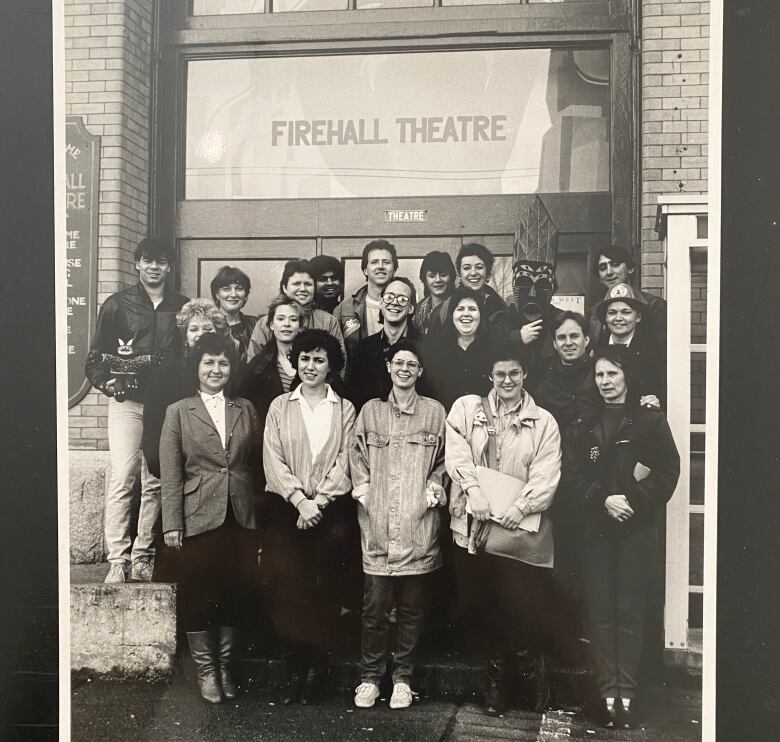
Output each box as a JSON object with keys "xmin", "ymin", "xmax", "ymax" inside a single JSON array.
[{"xmin": 160, "ymin": 395, "xmax": 261, "ymax": 537}]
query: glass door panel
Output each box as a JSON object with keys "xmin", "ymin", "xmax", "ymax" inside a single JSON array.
[{"xmin": 179, "ymin": 238, "xmax": 316, "ymax": 316}]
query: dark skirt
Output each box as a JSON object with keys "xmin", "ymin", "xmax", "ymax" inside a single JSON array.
[
  {"xmin": 259, "ymin": 492, "xmax": 362, "ymax": 651},
  {"xmin": 454, "ymin": 545, "xmax": 569, "ymax": 661},
  {"xmin": 177, "ymin": 505, "xmax": 258, "ymax": 632}
]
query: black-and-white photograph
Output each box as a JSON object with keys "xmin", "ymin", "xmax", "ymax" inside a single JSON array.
[{"xmin": 52, "ymin": 0, "xmax": 721, "ymax": 738}]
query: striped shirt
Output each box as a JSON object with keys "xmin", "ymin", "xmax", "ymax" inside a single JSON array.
[
  {"xmin": 263, "ymin": 389, "xmax": 356, "ymax": 507},
  {"xmin": 276, "ymin": 356, "xmax": 296, "ymax": 392}
]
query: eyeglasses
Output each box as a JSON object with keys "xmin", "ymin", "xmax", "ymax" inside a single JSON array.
[
  {"xmin": 382, "ymin": 293, "xmax": 411, "ymax": 307},
  {"xmin": 490, "ymin": 370, "xmax": 524, "ymax": 383},
  {"xmin": 390, "ymin": 359, "xmax": 420, "ymax": 370}
]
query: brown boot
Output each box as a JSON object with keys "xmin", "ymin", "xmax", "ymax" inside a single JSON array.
[
  {"xmin": 186, "ymin": 630, "xmax": 223, "ymax": 704},
  {"xmin": 217, "ymin": 626, "xmax": 240, "ymax": 700}
]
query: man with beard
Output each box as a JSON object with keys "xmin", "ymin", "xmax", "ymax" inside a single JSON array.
[
  {"xmin": 309, "ymin": 255, "xmax": 344, "ymax": 314},
  {"xmin": 334, "ymin": 240, "xmax": 398, "ymax": 363}
]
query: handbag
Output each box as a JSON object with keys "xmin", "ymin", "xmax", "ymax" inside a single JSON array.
[{"xmin": 479, "ymin": 397, "xmax": 554, "ymax": 568}]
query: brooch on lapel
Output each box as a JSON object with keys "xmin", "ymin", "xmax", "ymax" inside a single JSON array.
[
  {"xmin": 589, "ymin": 445, "xmax": 600, "ymax": 462},
  {"xmin": 473, "ymin": 411, "xmax": 496, "ymax": 436}
]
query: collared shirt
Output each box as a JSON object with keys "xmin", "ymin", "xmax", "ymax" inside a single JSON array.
[
  {"xmin": 388, "ymin": 388, "xmax": 417, "ymax": 415},
  {"xmin": 494, "ymin": 390, "xmax": 526, "ymax": 429},
  {"xmin": 493, "ymin": 390, "xmax": 527, "ymax": 462},
  {"xmin": 290, "ymin": 384, "xmax": 339, "ymax": 461},
  {"xmin": 199, "ymin": 389, "xmax": 226, "ymax": 448},
  {"xmin": 609, "ymin": 330, "xmax": 635, "ymax": 346}
]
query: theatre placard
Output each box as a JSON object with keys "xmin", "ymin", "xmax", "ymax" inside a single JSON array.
[
  {"xmin": 66, "ymin": 116, "xmax": 100, "ymax": 408},
  {"xmin": 385, "ymin": 209, "xmax": 428, "ymax": 223}
]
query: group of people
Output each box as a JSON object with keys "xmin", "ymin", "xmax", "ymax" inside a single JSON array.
[{"xmin": 85, "ymin": 235, "xmax": 680, "ymax": 730}]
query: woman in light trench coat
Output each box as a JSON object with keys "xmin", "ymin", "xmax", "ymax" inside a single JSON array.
[{"xmin": 445, "ymin": 342, "xmax": 564, "ymax": 716}]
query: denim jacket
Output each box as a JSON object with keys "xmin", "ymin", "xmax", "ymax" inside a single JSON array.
[{"xmin": 350, "ymin": 391, "xmax": 447, "ymax": 576}]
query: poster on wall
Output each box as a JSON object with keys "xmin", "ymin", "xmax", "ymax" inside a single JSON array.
[{"xmin": 66, "ymin": 116, "xmax": 100, "ymax": 408}]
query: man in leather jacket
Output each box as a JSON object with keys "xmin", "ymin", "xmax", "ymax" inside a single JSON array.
[{"xmin": 85, "ymin": 237, "xmax": 188, "ymax": 583}]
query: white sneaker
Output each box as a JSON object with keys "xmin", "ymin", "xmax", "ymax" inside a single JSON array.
[
  {"xmin": 354, "ymin": 682, "xmax": 381, "ymax": 708},
  {"xmin": 104, "ymin": 563, "xmax": 127, "ymax": 583},
  {"xmin": 389, "ymin": 682, "xmax": 414, "ymax": 709}
]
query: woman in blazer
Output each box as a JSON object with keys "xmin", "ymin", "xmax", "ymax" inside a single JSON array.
[
  {"xmin": 562, "ymin": 345, "xmax": 679, "ymax": 729},
  {"xmin": 263, "ymin": 329, "xmax": 357, "ymax": 705},
  {"xmin": 138, "ymin": 298, "xmax": 232, "ymax": 583},
  {"xmin": 160, "ymin": 332, "xmax": 261, "ymax": 705}
]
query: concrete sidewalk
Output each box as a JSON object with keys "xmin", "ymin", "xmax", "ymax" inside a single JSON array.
[{"xmin": 72, "ymin": 675, "xmax": 702, "ymax": 742}]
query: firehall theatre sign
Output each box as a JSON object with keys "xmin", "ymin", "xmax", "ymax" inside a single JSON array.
[
  {"xmin": 66, "ymin": 117, "xmax": 100, "ymax": 408},
  {"xmin": 185, "ymin": 48, "xmax": 609, "ymax": 199}
]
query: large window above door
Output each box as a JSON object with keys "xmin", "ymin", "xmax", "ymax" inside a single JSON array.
[
  {"xmin": 184, "ymin": 47, "xmax": 609, "ymax": 200},
  {"xmin": 192, "ymin": 0, "xmax": 603, "ymax": 14}
]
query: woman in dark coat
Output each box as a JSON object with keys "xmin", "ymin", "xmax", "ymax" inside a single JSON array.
[
  {"xmin": 562, "ymin": 346, "xmax": 679, "ymax": 729},
  {"xmin": 593, "ymin": 284, "xmax": 666, "ymax": 406},
  {"xmin": 210, "ymin": 265, "xmax": 258, "ymax": 365},
  {"xmin": 234, "ymin": 295, "xmax": 302, "ymax": 478},
  {"xmin": 423, "ymin": 285, "xmax": 495, "ymax": 411},
  {"xmin": 160, "ymin": 333, "xmax": 262, "ymax": 705},
  {"xmin": 412, "ymin": 250, "xmax": 456, "ymax": 336}
]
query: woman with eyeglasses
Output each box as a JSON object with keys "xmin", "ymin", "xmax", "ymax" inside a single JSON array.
[
  {"xmin": 445, "ymin": 343, "xmax": 563, "ymax": 715},
  {"xmin": 423, "ymin": 285, "xmax": 495, "ymax": 411},
  {"xmin": 562, "ymin": 346, "xmax": 679, "ymax": 728}
]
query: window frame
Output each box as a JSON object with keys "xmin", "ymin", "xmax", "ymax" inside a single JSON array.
[{"xmin": 152, "ymin": 0, "xmax": 636, "ymax": 262}]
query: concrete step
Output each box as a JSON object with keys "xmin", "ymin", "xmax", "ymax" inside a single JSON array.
[
  {"xmin": 69, "ymin": 563, "xmax": 697, "ymax": 714},
  {"xmin": 235, "ymin": 655, "xmax": 596, "ymax": 712},
  {"xmin": 70, "ymin": 563, "xmax": 176, "ymax": 677}
]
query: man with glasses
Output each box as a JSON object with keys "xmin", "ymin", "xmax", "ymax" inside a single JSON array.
[
  {"xmin": 85, "ymin": 237, "xmax": 189, "ymax": 583},
  {"xmin": 350, "ymin": 339, "xmax": 447, "ymax": 710},
  {"xmin": 347, "ymin": 277, "xmax": 428, "ymax": 413}
]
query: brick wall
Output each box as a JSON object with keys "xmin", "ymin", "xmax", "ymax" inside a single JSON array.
[
  {"xmin": 65, "ymin": 0, "xmax": 155, "ymax": 450},
  {"xmin": 641, "ymin": 0, "xmax": 709, "ymax": 295}
]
